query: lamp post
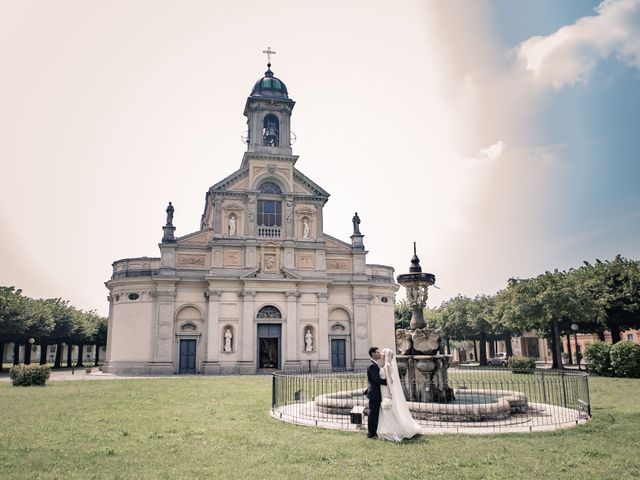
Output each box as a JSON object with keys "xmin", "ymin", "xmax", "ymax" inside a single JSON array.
[{"xmin": 571, "ymin": 323, "xmax": 581, "ymax": 370}]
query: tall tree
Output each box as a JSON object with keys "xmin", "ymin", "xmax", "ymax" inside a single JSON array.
[
  {"xmin": 577, "ymin": 256, "xmax": 640, "ymax": 344},
  {"xmin": 0, "ymin": 287, "xmax": 27, "ymax": 371}
]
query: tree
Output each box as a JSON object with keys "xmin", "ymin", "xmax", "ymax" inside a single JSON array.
[
  {"xmin": 576, "ymin": 256, "xmax": 640, "ymax": 344},
  {"xmin": 498, "ymin": 271, "xmax": 598, "ymax": 369},
  {"xmin": 93, "ymin": 315, "xmax": 108, "ymax": 365},
  {"xmin": 20, "ymin": 298, "xmax": 54, "ymax": 364},
  {"xmin": 46, "ymin": 299, "xmax": 81, "ymax": 368},
  {"xmin": 0, "ymin": 287, "xmax": 27, "ymax": 371},
  {"xmin": 436, "ymin": 295, "xmax": 496, "ymax": 365},
  {"xmin": 394, "ymin": 300, "xmax": 412, "ymax": 330}
]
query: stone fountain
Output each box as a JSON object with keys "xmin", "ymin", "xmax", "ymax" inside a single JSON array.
[{"xmin": 395, "ymin": 244, "xmax": 454, "ymax": 403}]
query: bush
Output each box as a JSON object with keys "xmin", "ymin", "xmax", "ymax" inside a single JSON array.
[
  {"xmin": 9, "ymin": 364, "xmax": 51, "ymax": 386},
  {"xmin": 584, "ymin": 341, "xmax": 612, "ymax": 376},
  {"xmin": 610, "ymin": 341, "xmax": 640, "ymax": 378},
  {"xmin": 510, "ymin": 356, "xmax": 536, "ymax": 373}
]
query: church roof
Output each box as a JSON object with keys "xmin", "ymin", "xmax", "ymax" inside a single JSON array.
[{"xmin": 250, "ymin": 66, "xmax": 289, "ymax": 98}]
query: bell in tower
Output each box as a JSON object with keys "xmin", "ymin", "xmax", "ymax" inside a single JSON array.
[{"xmin": 262, "ymin": 114, "xmax": 280, "ymax": 146}]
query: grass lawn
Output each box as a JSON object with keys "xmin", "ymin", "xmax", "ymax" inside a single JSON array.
[{"xmin": 1, "ymin": 376, "xmax": 639, "ymax": 480}]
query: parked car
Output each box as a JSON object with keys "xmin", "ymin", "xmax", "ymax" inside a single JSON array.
[{"xmin": 487, "ymin": 352, "xmax": 509, "ymax": 366}]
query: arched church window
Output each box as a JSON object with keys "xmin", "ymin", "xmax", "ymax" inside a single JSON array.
[
  {"xmin": 262, "ymin": 114, "xmax": 279, "ymax": 146},
  {"xmin": 257, "ymin": 305, "xmax": 282, "ymax": 319},
  {"xmin": 259, "ymin": 181, "xmax": 282, "ymax": 195}
]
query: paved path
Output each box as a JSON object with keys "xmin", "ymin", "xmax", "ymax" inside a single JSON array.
[{"xmin": 0, "ymin": 369, "xmax": 187, "ymax": 383}]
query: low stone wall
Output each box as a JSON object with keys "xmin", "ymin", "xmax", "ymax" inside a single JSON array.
[{"xmin": 313, "ymin": 388, "xmax": 528, "ymax": 422}]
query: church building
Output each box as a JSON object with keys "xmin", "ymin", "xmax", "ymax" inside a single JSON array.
[{"xmin": 103, "ymin": 61, "xmax": 398, "ymax": 374}]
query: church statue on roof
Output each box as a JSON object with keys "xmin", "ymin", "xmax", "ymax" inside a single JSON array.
[{"xmin": 103, "ymin": 52, "xmax": 398, "ymax": 375}]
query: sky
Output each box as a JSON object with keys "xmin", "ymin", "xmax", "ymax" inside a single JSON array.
[{"xmin": 1, "ymin": 0, "xmax": 639, "ymax": 316}]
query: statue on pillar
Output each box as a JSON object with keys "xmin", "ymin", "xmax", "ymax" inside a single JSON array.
[
  {"xmin": 166, "ymin": 202, "xmax": 174, "ymax": 226},
  {"xmin": 352, "ymin": 212, "xmax": 361, "ymax": 235},
  {"xmin": 162, "ymin": 202, "xmax": 176, "ymax": 243}
]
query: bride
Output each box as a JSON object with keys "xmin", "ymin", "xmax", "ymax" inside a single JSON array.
[{"xmin": 377, "ymin": 348, "xmax": 421, "ymax": 442}]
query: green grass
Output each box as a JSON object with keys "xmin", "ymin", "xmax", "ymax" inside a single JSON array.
[{"xmin": 1, "ymin": 376, "xmax": 639, "ymax": 480}]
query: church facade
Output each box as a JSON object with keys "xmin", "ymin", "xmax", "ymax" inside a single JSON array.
[{"xmin": 103, "ymin": 64, "xmax": 398, "ymax": 375}]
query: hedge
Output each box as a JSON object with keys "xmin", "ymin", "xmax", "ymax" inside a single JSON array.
[{"xmin": 9, "ymin": 364, "xmax": 51, "ymax": 386}]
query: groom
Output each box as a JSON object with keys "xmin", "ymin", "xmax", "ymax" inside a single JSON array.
[{"xmin": 365, "ymin": 346, "xmax": 387, "ymax": 439}]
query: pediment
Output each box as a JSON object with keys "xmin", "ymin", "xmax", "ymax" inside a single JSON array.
[
  {"xmin": 177, "ymin": 230, "xmax": 210, "ymax": 246},
  {"xmin": 209, "ymin": 167, "xmax": 250, "ymax": 193},
  {"xmin": 293, "ymin": 168, "xmax": 330, "ymax": 198},
  {"xmin": 323, "ymin": 234, "xmax": 352, "ymax": 252}
]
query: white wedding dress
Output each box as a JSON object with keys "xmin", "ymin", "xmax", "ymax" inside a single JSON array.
[{"xmin": 377, "ymin": 348, "xmax": 421, "ymax": 442}]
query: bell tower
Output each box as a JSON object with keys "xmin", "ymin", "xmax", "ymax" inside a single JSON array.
[{"xmin": 243, "ymin": 49, "xmax": 295, "ymax": 156}]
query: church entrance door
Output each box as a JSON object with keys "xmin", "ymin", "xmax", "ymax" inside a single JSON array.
[
  {"xmin": 331, "ymin": 339, "xmax": 346, "ymax": 369},
  {"xmin": 179, "ymin": 339, "xmax": 196, "ymax": 374},
  {"xmin": 257, "ymin": 324, "xmax": 281, "ymax": 370}
]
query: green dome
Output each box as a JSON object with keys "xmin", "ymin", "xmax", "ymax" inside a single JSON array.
[{"xmin": 251, "ymin": 66, "xmax": 289, "ymax": 98}]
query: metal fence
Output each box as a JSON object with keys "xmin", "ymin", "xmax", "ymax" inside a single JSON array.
[{"xmin": 272, "ymin": 367, "xmax": 590, "ymax": 431}]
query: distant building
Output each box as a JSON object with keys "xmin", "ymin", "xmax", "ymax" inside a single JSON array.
[{"xmin": 103, "ymin": 64, "xmax": 398, "ymax": 375}]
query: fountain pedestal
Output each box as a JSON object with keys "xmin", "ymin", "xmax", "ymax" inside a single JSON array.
[{"xmin": 395, "ymin": 245, "xmax": 454, "ymax": 403}]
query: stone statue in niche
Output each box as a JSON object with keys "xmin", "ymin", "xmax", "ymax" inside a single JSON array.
[
  {"xmin": 224, "ymin": 329, "xmax": 233, "ymax": 352},
  {"xmin": 305, "ymin": 329, "xmax": 314, "ymax": 352},
  {"xmin": 302, "ymin": 218, "xmax": 310, "ymax": 239},
  {"xmin": 228, "ymin": 215, "xmax": 236, "ymax": 235}
]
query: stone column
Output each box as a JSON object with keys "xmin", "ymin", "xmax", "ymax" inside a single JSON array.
[
  {"xmin": 238, "ymin": 289, "xmax": 256, "ymax": 372},
  {"xmin": 213, "ymin": 194, "xmax": 223, "ymax": 234},
  {"xmin": 314, "ymin": 202, "xmax": 324, "ymax": 240},
  {"xmin": 285, "ymin": 290, "xmax": 301, "ymax": 369},
  {"xmin": 352, "ymin": 293, "xmax": 372, "ymax": 368},
  {"xmin": 247, "ymin": 193, "xmax": 257, "ymax": 237},
  {"xmin": 316, "ymin": 292, "xmax": 331, "ymax": 369},
  {"xmin": 202, "ymin": 289, "xmax": 222, "ymax": 374},
  {"xmin": 103, "ymin": 295, "xmax": 115, "ymax": 369},
  {"xmin": 148, "ymin": 284, "xmax": 176, "ymax": 374},
  {"xmin": 284, "ymin": 196, "xmax": 294, "ymax": 239}
]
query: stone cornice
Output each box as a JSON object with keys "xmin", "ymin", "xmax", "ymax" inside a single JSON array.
[
  {"xmin": 209, "ymin": 167, "xmax": 250, "ymax": 192},
  {"xmin": 293, "ymin": 168, "xmax": 330, "ymax": 198}
]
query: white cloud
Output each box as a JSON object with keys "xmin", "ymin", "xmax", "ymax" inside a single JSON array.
[
  {"xmin": 480, "ymin": 140, "xmax": 504, "ymax": 160},
  {"xmin": 518, "ymin": 0, "xmax": 640, "ymax": 88}
]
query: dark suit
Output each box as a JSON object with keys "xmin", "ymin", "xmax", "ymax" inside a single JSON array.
[{"xmin": 366, "ymin": 360, "xmax": 387, "ymax": 437}]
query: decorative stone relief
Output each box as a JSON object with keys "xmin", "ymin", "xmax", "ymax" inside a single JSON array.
[
  {"xmin": 177, "ymin": 254, "xmax": 206, "ymax": 268},
  {"xmin": 223, "ymin": 250, "xmax": 242, "ymax": 267},
  {"xmin": 326, "ymin": 258, "xmax": 351, "ymax": 270},
  {"xmin": 260, "ymin": 245, "xmax": 280, "ymax": 273},
  {"xmin": 296, "ymin": 253, "xmax": 315, "ymax": 270}
]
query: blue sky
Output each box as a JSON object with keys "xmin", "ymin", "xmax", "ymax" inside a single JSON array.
[{"xmin": 491, "ymin": 0, "xmax": 640, "ymax": 269}]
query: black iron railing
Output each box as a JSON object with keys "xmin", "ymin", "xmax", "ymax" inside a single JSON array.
[{"xmin": 271, "ymin": 367, "xmax": 590, "ymax": 431}]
